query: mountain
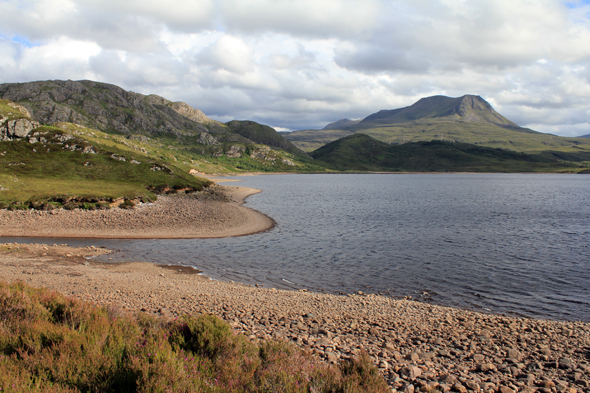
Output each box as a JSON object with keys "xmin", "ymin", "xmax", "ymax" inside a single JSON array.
[
  {"xmin": 322, "ymin": 118, "xmax": 361, "ymax": 130},
  {"xmin": 579, "ymin": 134, "xmax": 590, "ymax": 138},
  {"xmin": 284, "ymin": 95, "xmax": 590, "ymax": 155},
  {"xmin": 310, "ymin": 134, "xmax": 579, "ymax": 173},
  {"xmin": 359, "ymin": 95, "xmax": 519, "ymax": 129},
  {"xmin": 0, "ymin": 80, "xmax": 327, "ymax": 174},
  {"xmin": 0, "ymin": 99, "xmax": 211, "ymax": 210}
]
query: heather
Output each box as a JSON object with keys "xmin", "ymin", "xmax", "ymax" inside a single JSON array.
[{"xmin": 0, "ymin": 281, "xmax": 388, "ymax": 392}]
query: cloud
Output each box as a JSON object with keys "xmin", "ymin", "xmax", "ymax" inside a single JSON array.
[
  {"xmin": 220, "ymin": 0, "xmax": 381, "ymax": 38},
  {"xmin": 195, "ymin": 35, "xmax": 255, "ymax": 74},
  {"xmin": 0, "ymin": 0, "xmax": 590, "ymax": 135}
]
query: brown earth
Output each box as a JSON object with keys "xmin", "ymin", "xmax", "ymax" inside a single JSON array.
[{"xmin": 1, "ymin": 243, "xmax": 589, "ymax": 393}]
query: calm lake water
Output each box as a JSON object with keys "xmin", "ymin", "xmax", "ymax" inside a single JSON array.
[{"xmin": 3, "ymin": 174, "xmax": 589, "ymax": 322}]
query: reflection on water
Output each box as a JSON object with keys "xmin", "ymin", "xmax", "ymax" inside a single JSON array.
[{"xmin": 3, "ymin": 173, "xmax": 589, "ymax": 322}]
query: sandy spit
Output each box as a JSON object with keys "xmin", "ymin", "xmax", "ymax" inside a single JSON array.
[
  {"xmin": 1, "ymin": 243, "xmax": 589, "ymax": 392},
  {"xmin": 0, "ymin": 184, "xmax": 274, "ymax": 239}
]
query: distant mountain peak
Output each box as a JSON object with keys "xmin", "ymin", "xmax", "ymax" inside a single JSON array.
[
  {"xmin": 322, "ymin": 118, "xmax": 361, "ymax": 130},
  {"xmin": 360, "ymin": 94, "xmax": 517, "ymax": 127}
]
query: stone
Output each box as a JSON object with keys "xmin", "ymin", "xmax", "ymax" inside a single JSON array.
[
  {"xmin": 453, "ymin": 382, "xmax": 467, "ymax": 393},
  {"xmin": 478, "ymin": 363, "xmax": 496, "ymax": 373},
  {"xmin": 383, "ymin": 341, "xmax": 396, "ymax": 351},
  {"xmin": 465, "ymin": 380, "xmax": 480, "ymax": 391},
  {"xmin": 440, "ymin": 375, "xmax": 458, "ymax": 385},
  {"xmin": 559, "ymin": 358, "xmax": 574, "ymax": 370},
  {"xmin": 159, "ymin": 307, "xmax": 172, "ymax": 318},
  {"xmin": 418, "ymin": 351, "xmax": 436, "ymax": 360},
  {"xmin": 506, "ymin": 348, "xmax": 523, "ymax": 361},
  {"xmin": 1, "ymin": 118, "xmax": 40, "ymax": 140},
  {"xmin": 401, "ymin": 366, "xmax": 422, "ymax": 379},
  {"xmin": 406, "ymin": 352, "xmax": 420, "ymax": 362},
  {"xmin": 473, "ymin": 354, "xmax": 485, "ymax": 362},
  {"xmin": 499, "ymin": 386, "xmax": 516, "ymax": 393}
]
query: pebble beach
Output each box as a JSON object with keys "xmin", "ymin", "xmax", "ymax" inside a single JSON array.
[
  {"xmin": 0, "ymin": 184, "xmax": 274, "ymax": 238},
  {"xmin": 1, "ymin": 184, "xmax": 589, "ymax": 392},
  {"xmin": 1, "ymin": 242, "xmax": 589, "ymax": 393}
]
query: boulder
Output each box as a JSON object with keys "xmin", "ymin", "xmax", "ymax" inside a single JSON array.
[{"xmin": 1, "ymin": 118, "xmax": 41, "ymax": 140}]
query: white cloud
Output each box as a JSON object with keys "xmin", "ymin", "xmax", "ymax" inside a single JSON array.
[
  {"xmin": 0, "ymin": 0, "xmax": 590, "ymax": 135},
  {"xmin": 220, "ymin": 0, "xmax": 380, "ymax": 38}
]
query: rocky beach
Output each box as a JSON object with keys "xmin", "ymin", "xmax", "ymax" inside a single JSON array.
[
  {"xmin": 0, "ymin": 184, "xmax": 274, "ymax": 238},
  {"xmin": 1, "ymin": 242, "xmax": 589, "ymax": 393}
]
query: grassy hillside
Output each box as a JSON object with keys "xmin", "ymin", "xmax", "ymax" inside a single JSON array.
[
  {"xmin": 0, "ymin": 81, "xmax": 324, "ymax": 173},
  {"xmin": 0, "ymin": 125, "xmax": 211, "ymax": 209},
  {"xmin": 282, "ymin": 129, "xmax": 355, "ymax": 152},
  {"xmin": 285, "ymin": 95, "xmax": 590, "ymax": 156},
  {"xmin": 0, "ymin": 281, "xmax": 387, "ymax": 392},
  {"xmin": 310, "ymin": 134, "xmax": 586, "ymax": 173},
  {"xmin": 1, "ymin": 95, "xmax": 333, "ymax": 209}
]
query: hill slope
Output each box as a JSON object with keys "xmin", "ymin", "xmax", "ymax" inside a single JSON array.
[
  {"xmin": 0, "ymin": 80, "xmax": 323, "ymax": 173},
  {"xmin": 285, "ymin": 95, "xmax": 590, "ymax": 155},
  {"xmin": 1, "ymin": 99, "xmax": 211, "ymax": 209},
  {"xmin": 359, "ymin": 95, "xmax": 519, "ymax": 128},
  {"xmin": 310, "ymin": 134, "xmax": 581, "ymax": 173}
]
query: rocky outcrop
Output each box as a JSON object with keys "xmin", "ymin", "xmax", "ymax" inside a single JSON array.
[
  {"xmin": 0, "ymin": 80, "xmax": 216, "ymax": 140},
  {"xmin": 7, "ymin": 101, "xmax": 32, "ymax": 118},
  {"xmin": 225, "ymin": 145, "xmax": 244, "ymax": 158},
  {"xmin": 0, "ymin": 111, "xmax": 41, "ymax": 141},
  {"xmin": 169, "ymin": 101, "xmax": 216, "ymax": 124},
  {"xmin": 197, "ymin": 132, "xmax": 220, "ymax": 145}
]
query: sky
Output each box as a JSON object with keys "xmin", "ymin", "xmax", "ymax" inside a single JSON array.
[{"xmin": 1, "ymin": 0, "xmax": 590, "ymax": 136}]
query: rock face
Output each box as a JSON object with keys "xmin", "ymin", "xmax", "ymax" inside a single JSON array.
[
  {"xmin": 0, "ymin": 80, "xmax": 307, "ymax": 159},
  {"xmin": 360, "ymin": 94, "xmax": 519, "ymax": 127},
  {"xmin": 0, "ymin": 80, "xmax": 214, "ymax": 138},
  {"xmin": 1, "ymin": 118, "xmax": 40, "ymax": 140},
  {"xmin": 168, "ymin": 101, "xmax": 215, "ymax": 124}
]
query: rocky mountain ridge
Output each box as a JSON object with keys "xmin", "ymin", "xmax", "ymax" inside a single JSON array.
[
  {"xmin": 284, "ymin": 94, "xmax": 590, "ymax": 154},
  {"xmin": 359, "ymin": 95, "xmax": 520, "ymax": 129},
  {"xmin": 0, "ymin": 80, "xmax": 306, "ymax": 160}
]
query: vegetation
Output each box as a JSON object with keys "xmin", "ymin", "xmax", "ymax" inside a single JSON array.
[
  {"xmin": 0, "ymin": 125, "xmax": 211, "ymax": 209},
  {"xmin": 0, "ymin": 281, "xmax": 388, "ymax": 392},
  {"xmin": 285, "ymin": 95, "xmax": 590, "ymax": 156},
  {"xmin": 310, "ymin": 134, "xmax": 588, "ymax": 173},
  {"xmin": 225, "ymin": 120, "xmax": 308, "ymax": 158}
]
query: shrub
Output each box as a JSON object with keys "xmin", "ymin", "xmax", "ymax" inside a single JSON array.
[{"xmin": 0, "ymin": 282, "xmax": 388, "ymax": 392}]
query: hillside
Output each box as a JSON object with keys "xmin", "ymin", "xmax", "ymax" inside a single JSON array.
[
  {"xmin": 310, "ymin": 134, "xmax": 582, "ymax": 173},
  {"xmin": 359, "ymin": 95, "xmax": 518, "ymax": 128},
  {"xmin": 1, "ymin": 99, "xmax": 213, "ymax": 209},
  {"xmin": 0, "ymin": 80, "xmax": 325, "ymax": 173},
  {"xmin": 323, "ymin": 118, "xmax": 361, "ymax": 129},
  {"xmin": 285, "ymin": 95, "xmax": 590, "ymax": 156}
]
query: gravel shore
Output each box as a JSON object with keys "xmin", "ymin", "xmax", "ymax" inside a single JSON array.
[
  {"xmin": 0, "ymin": 184, "xmax": 274, "ymax": 238},
  {"xmin": 1, "ymin": 243, "xmax": 589, "ymax": 393}
]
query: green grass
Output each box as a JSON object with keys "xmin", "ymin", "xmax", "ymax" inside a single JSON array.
[
  {"xmin": 286, "ymin": 120, "xmax": 590, "ymax": 156},
  {"xmin": 0, "ymin": 281, "xmax": 388, "ymax": 392},
  {"xmin": 0, "ymin": 100, "xmax": 28, "ymax": 121},
  {"xmin": 0, "ymin": 127, "xmax": 211, "ymax": 209},
  {"xmin": 311, "ymin": 134, "xmax": 587, "ymax": 173}
]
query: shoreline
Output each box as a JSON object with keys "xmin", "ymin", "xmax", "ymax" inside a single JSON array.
[
  {"xmin": 0, "ymin": 184, "xmax": 275, "ymax": 239},
  {"xmin": 1, "ymin": 243, "xmax": 589, "ymax": 392}
]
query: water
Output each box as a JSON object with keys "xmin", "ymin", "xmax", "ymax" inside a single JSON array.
[{"xmin": 3, "ymin": 173, "xmax": 589, "ymax": 322}]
